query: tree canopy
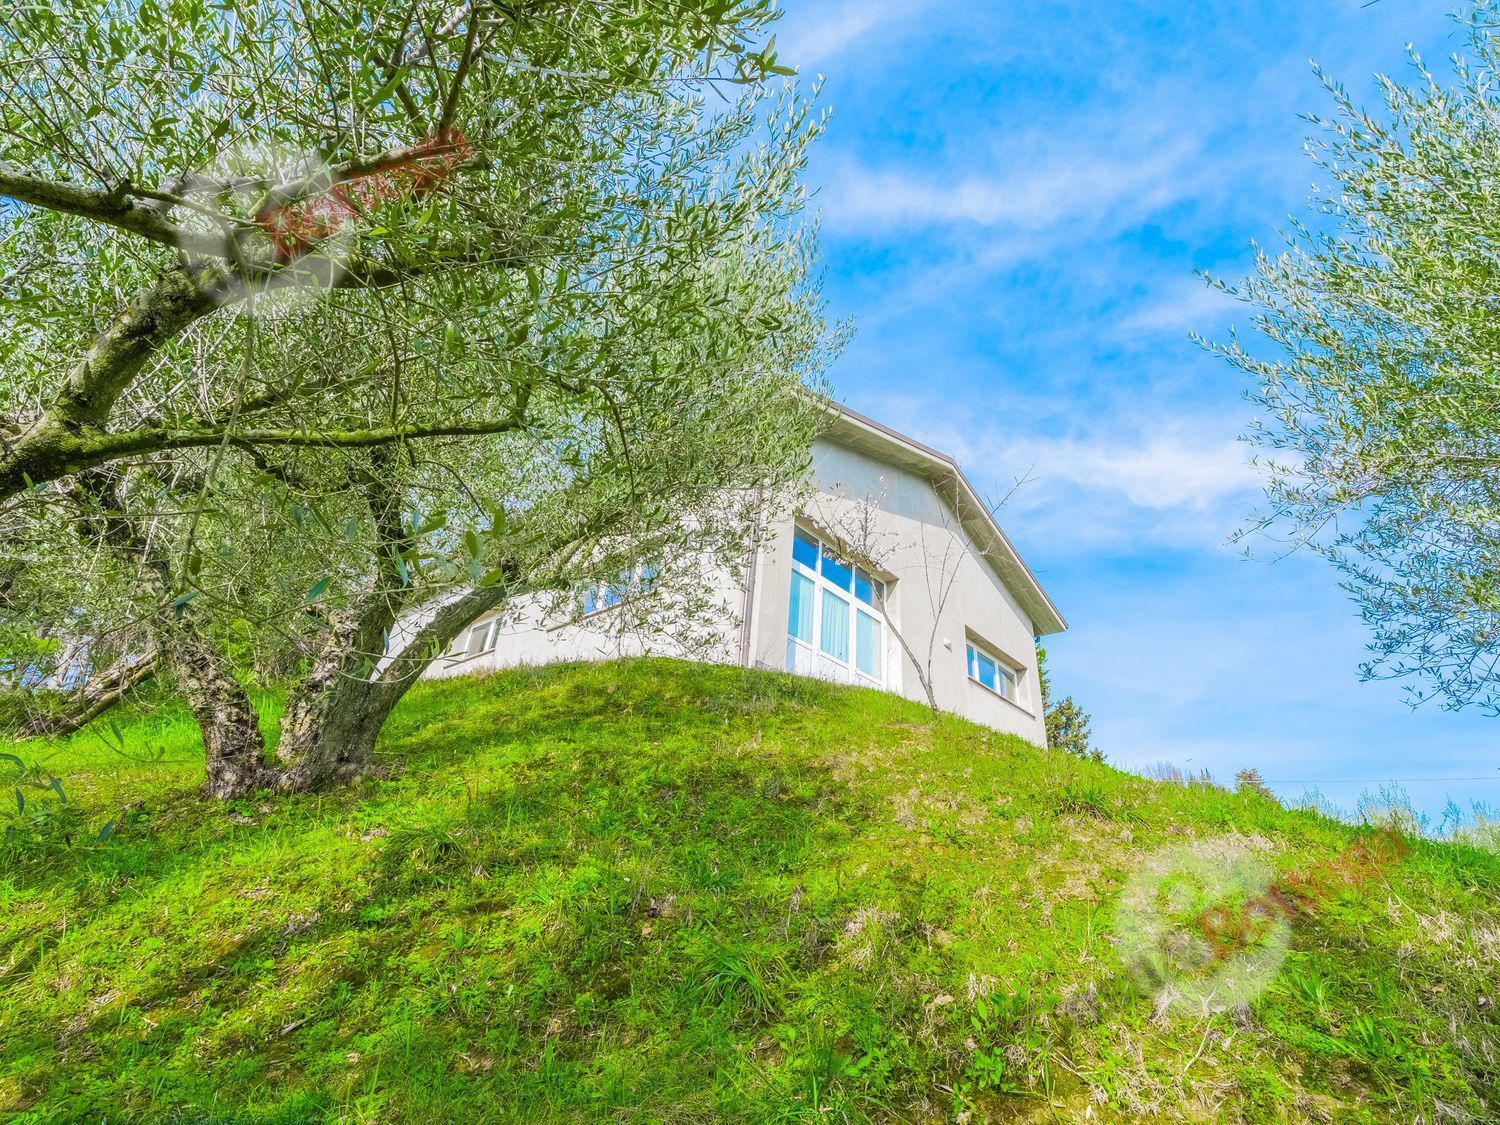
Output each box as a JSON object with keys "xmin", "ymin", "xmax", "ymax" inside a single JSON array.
[
  {"xmin": 0, "ymin": 0, "xmax": 801, "ymax": 498},
  {"xmin": 0, "ymin": 1, "xmax": 835, "ymax": 795},
  {"xmin": 1210, "ymin": 2, "xmax": 1500, "ymax": 713}
]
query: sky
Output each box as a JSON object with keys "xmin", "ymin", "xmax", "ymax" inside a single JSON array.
[{"xmin": 772, "ymin": 0, "xmax": 1499, "ymax": 826}]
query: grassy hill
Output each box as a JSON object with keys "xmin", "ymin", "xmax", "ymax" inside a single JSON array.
[{"xmin": 0, "ymin": 658, "xmax": 1496, "ymax": 1123}]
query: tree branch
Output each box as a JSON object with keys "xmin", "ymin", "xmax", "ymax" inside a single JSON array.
[
  {"xmin": 4, "ymin": 416, "xmax": 530, "ymax": 501},
  {"xmin": 0, "ymin": 161, "xmax": 231, "ymax": 257}
]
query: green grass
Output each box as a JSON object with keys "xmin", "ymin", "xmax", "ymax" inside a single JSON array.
[{"xmin": 0, "ymin": 658, "xmax": 1496, "ymax": 1122}]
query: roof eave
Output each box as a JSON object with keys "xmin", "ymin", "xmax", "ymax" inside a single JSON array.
[{"xmin": 820, "ymin": 401, "xmax": 1068, "ymax": 638}]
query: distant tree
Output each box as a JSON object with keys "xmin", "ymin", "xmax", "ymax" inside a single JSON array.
[
  {"xmin": 1206, "ymin": 3, "xmax": 1500, "ymax": 713},
  {"xmin": 1234, "ymin": 768, "xmax": 1276, "ymax": 803},
  {"xmin": 1038, "ymin": 647, "xmax": 1100, "ymax": 761}
]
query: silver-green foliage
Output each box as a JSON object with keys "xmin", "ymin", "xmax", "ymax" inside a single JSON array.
[{"xmin": 1208, "ymin": 4, "xmax": 1500, "ymax": 713}]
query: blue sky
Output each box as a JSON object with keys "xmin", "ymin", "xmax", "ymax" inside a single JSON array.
[{"xmin": 773, "ymin": 0, "xmax": 1499, "ymax": 824}]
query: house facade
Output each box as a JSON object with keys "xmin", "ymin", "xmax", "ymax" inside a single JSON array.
[{"xmin": 425, "ymin": 403, "xmax": 1066, "ymax": 744}]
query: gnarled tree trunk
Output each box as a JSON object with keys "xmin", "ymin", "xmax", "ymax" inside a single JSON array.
[
  {"xmin": 170, "ymin": 629, "xmax": 273, "ymax": 799},
  {"xmin": 273, "ymin": 582, "xmax": 512, "ymax": 792},
  {"xmin": 71, "ymin": 469, "xmax": 270, "ymax": 799}
]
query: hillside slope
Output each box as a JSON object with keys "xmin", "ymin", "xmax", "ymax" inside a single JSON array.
[{"xmin": 0, "ymin": 659, "xmax": 1496, "ymax": 1122}]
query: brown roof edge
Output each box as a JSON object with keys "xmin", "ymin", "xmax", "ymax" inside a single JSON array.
[{"xmin": 819, "ymin": 397, "xmax": 1068, "ymax": 637}]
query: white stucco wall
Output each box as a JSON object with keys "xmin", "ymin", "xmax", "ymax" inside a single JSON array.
[
  {"xmin": 743, "ymin": 437, "xmax": 1046, "ymax": 744},
  {"xmin": 420, "ymin": 558, "xmax": 747, "ymax": 681},
  {"xmin": 419, "ymin": 427, "xmax": 1055, "ymax": 746}
]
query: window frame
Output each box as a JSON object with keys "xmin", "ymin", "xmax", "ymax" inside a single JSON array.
[
  {"xmin": 964, "ymin": 636, "xmax": 1024, "ymax": 706},
  {"xmin": 787, "ymin": 525, "xmax": 889, "ymax": 688},
  {"xmin": 450, "ymin": 615, "xmax": 501, "ymax": 661}
]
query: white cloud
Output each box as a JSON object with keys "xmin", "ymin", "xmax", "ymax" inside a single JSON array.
[
  {"xmin": 853, "ymin": 393, "xmax": 1264, "ymax": 555},
  {"xmin": 1005, "ymin": 429, "xmax": 1260, "ymax": 512},
  {"xmin": 1118, "ymin": 279, "xmax": 1242, "ymax": 338},
  {"xmin": 823, "ymin": 142, "xmax": 1196, "ymax": 233},
  {"xmin": 781, "ymin": 1, "xmax": 911, "ymax": 66}
]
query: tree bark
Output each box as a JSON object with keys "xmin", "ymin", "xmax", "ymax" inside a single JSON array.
[
  {"xmin": 0, "ymin": 268, "xmax": 222, "ymax": 501},
  {"xmin": 70, "ymin": 469, "xmax": 271, "ymax": 798},
  {"xmin": 20, "ymin": 647, "xmax": 158, "ymax": 739},
  {"xmin": 168, "ymin": 628, "xmax": 274, "ymax": 799},
  {"xmin": 272, "ymin": 582, "xmax": 511, "ymax": 792}
]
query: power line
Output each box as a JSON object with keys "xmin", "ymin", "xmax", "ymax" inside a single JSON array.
[{"xmin": 1273, "ymin": 778, "xmax": 1500, "ymax": 785}]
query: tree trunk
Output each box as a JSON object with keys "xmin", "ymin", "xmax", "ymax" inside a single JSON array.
[
  {"xmin": 874, "ymin": 593, "xmax": 940, "ymax": 712},
  {"xmin": 20, "ymin": 647, "xmax": 158, "ymax": 739},
  {"xmin": 273, "ymin": 603, "xmax": 393, "ymax": 791},
  {"xmin": 273, "ymin": 583, "xmax": 512, "ymax": 792},
  {"xmin": 71, "ymin": 469, "xmax": 269, "ymax": 799},
  {"xmin": 169, "ymin": 630, "xmax": 273, "ymax": 799}
]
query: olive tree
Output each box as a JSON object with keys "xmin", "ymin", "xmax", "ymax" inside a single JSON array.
[
  {"xmin": 1208, "ymin": 4, "xmax": 1500, "ymax": 713},
  {"xmin": 0, "ymin": 0, "xmax": 798, "ymax": 498},
  {"xmin": 0, "ymin": 1, "xmax": 835, "ymax": 795}
]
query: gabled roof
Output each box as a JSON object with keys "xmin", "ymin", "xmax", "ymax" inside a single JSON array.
[{"xmin": 820, "ymin": 400, "xmax": 1067, "ymax": 637}]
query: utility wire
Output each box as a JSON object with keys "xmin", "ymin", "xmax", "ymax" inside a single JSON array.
[{"xmin": 1265, "ymin": 775, "xmax": 1499, "ymax": 785}]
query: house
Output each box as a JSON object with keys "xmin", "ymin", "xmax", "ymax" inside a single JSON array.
[{"xmin": 426, "ymin": 402, "xmax": 1067, "ymax": 744}]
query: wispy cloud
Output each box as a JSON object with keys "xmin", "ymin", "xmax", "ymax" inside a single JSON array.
[
  {"xmin": 822, "ymin": 141, "xmax": 1197, "ymax": 233},
  {"xmin": 857, "ymin": 393, "xmax": 1263, "ymax": 555},
  {"xmin": 1117, "ymin": 279, "xmax": 1243, "ymax": 339},
  {"xmin": 780, "ymin": 1, "xmax": 913, "ymax": 66},
  {"xmin": 1006, "ymin": 429, "xmax": 1260, "ymax": 512}
]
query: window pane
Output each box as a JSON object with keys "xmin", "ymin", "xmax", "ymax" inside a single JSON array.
[
  {"xmin": 966, "ymin": 644, "xmax": 975, "ymax": 679},
  {"xmin": 1000, "ymin": 666, "xmax": 1017, "ymax": 700},
  {"xmin": 820, "ymin": 589, "xmax": 851, "ymax": 662},
  {"xmin": 792, "ymin": 527, "xmax": 819, "ymax": 571},
  {"xmin": 820, "ymin": 548, "xmax": 853, "ymax": 591},
  {"xmin": 978, "ymin": 652, "xmax": 998, "ymax": 691},
  {"xmin": 854, "ymin": 568, "xmax": 875, "ymax": 606},
  {"xmin": 788, "ymin": 571, "xmax": 815, "ymax": 643},
  {"xmin": 855, "ymin": 610, "xmax": 881, "ymax": 678}
]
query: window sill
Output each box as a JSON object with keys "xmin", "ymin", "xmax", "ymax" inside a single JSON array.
[
  {"xmin": 967, "ymin": 677, "xmax": 1036, "ymax": 719},
  {"xmin": 444, "ymin": 649, "xmax": 494, "ymax": 666}
]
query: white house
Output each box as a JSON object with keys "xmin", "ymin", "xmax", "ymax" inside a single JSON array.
[{"xmin": 425, "ymin": 403, "xmax": 1067, "ymax": 744}]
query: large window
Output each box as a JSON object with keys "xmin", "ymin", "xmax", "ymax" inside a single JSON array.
[
  {"xmin": 966, "ymin": 639, "xmax": 1020, "ymax": 703},
  {"xmin": 786, "ymin": 526, "xmax": 886, "ymax": 686}
]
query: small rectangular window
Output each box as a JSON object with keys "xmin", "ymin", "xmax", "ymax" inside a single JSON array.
[
  {"xmin": 967, "ymin": 639, "xmax": 1020, "ymax": 701},
  {"xmin": 819, "ymin": 548, "xmax": 853, "ymax": 592},
  {"xmin": 792, "ymin": 527, "xmax": 820, "ymax": 571}
]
